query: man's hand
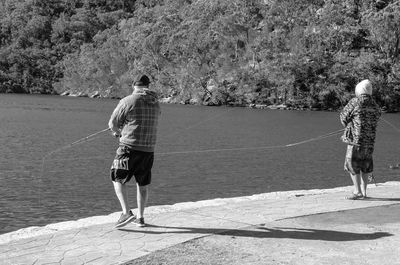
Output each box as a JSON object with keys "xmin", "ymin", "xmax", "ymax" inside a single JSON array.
[{"xmin": 109, "ymin": 128, "xmax": 121, "ymax": 138}]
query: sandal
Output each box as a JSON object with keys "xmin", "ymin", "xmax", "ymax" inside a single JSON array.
[{"xmin": 345, "ymin": 193, "xmax": 363, "ymax": 200}]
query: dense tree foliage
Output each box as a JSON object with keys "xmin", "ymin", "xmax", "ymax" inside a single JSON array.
[
  {"xmin": 0, "ymin": 0, "xmax": 134, "ymax": 94},
  {"xmin": 1, "ymin": 0, "xmax": 399, "ymax": 111}
]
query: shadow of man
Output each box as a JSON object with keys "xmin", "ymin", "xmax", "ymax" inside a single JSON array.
[{"xmin": 119, "ymin": 224, "xmax": 392, "ymax": 242}]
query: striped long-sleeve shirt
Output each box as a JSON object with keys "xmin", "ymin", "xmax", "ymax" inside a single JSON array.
[
  {"xmin": 109, "ymin": 88, "xmax": 161, "ymax": 152},
  {"xmin": 339, "ymin": 95, "xmax": 380, "ymax": 148}
]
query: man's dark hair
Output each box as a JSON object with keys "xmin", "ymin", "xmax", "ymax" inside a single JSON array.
[{"xmin": 134, "ymin": 75, "xmax": 150, "ymax": 87}]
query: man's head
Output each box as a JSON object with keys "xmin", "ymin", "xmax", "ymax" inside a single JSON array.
[
  {"xmin": 133, "ymin": 75, "xmax": 150, "ymax": 89},
  {"xmin": 355, "ymin": 79, "xmax": 372, "ymax": 96}
]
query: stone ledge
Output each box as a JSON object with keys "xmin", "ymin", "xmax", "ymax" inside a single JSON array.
[{"xmin": 1, "ymin": 181, "xmax": 399, "ymax": 245}]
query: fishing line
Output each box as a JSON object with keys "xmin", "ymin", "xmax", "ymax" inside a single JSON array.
[
  {"xmin": 380, "ymin": 117, "xmax": 400, "ymax": 133},
  {"xmin": 156, "ymin": 129, "xmax": 344, "ymax": 156},
  {"xmin": 284, "ymin": 128, "xmax": 344, "ymax": 147}
]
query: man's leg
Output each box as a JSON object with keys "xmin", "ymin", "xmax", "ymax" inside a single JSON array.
[
  {"xmin": 113, "ymin": 181, "xmax": 130, "ymax": 214},
  {"xmin": 137, "ymin": 184, "xmax": 148, "ymax": 218}
]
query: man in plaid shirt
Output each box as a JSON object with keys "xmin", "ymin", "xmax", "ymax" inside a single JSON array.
[{"xmin": 108, "ymin": 75, "xmax": 161, "ymax": 228}]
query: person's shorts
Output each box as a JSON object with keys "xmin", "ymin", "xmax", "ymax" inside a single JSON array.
[
  {"xmin": 344, "ymin": 145, "xmax": 374, "ymax": 175},
  {"xmin": 110, "ymin": 145, "xmax": 154, "ymax": 186}
]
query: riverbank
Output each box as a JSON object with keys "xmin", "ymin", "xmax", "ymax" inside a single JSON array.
[
  {"xmin": 55, "ymin": 92, "xmax": 400, "ymax": 112},
  {"xmin": 56, "ymin": 92, "xmax": 337, "ymax": 111},
  {"xmin": 2, "ymin": 181, "xmax": 400, "ymax": 264}
]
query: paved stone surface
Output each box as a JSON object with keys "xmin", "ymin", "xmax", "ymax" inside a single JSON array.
[
  {"xmin": 1, "ymin": 182, "xmax": 400, "ymax": 265},
  {"xmin": 125, "ymin": 205, "xmax": 400, "ymax": 265}
]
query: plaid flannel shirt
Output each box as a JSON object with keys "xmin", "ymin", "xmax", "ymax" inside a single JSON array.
[{"xmin": 109, "ymin": 88, "xmax": 161, "ymax": 152}]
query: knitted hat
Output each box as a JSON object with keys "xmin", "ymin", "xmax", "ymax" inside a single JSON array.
[
  {"xmin": 355, "ymin": 79, "xmax": 372, "ymax": 96},
  {"xmin": 133, "ymin": 75, "xmax": 150, "ymax": 87}
]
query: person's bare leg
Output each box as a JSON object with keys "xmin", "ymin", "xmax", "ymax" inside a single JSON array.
[
  {"xmin": 360, "ymin": 171, "xmax": 368, "ymax": 198},
  {"xmin": 113, "ymin": 181, "xmax": 130, "ymax": 214},
  {"xmin": 137, "ymin": 184, "xmax": 148, "ymax": 218},
  {"xmin": 349, "ymin": 173, "xmax": 362, "ymax": 196}
]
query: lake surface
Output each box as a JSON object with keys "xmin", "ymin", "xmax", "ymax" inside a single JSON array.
[{"xmin": 0, "ymin": 94, "xmax": 399, "ymax": 234}]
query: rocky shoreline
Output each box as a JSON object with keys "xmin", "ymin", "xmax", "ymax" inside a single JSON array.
[
  {"xmin": 58, "ymin": 91, "xmax": 338, "ymax": 111},
  {"xmin": 41, "ymin": 91, "xmax": 398, "ymax": 113}
]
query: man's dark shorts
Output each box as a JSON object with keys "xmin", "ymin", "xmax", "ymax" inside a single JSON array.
[
  {"xmin": 110, "ymin": 145, "xmax": 154, "ymax": 186},
  {"xmin": 344, "ymin": 145, "xmax": 374, "ymax": 175}
]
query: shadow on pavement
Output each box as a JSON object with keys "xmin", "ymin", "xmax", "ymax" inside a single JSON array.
[
  {"xmin": 119, "ymin": 225, "xmax": 392, "ymax": 242},
  {"xmin": 254, "ymin": 226, "xmax": 392, "ymax": 241},
  {"xmin": 363, "ymin": 197, "xmax": 400, "ymax": 202}
]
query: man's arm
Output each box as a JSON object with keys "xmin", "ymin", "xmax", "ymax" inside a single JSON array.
[
  {"xmin": 340, "ymin": 99, "xmax": 355, "ymax": 127},
  {"xmin": 108, "ymin": 101, "xmax": 127, "ymax": 136}
]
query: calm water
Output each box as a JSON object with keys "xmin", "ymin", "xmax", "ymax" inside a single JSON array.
[{"xmin": 0, "ymin": 94, "xmax": 399, "ymax": 234}]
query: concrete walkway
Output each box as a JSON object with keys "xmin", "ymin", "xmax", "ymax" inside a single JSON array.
[{"xmin": 1, "ymin": 182, "xmax": 400, "ymax": 265}]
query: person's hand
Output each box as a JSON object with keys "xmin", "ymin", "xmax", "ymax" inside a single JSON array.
[{"xmin": 113, "ymin": 132, "xmax": 121, "ymax": 138}]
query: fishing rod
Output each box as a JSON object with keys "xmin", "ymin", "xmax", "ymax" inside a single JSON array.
[
  {"xmin": 38, "ymin": 127, "xmax": 110, "ymax": 203},
  {"xmin": 42, "ymin": 128, "xmax": 110, "ymax": 160}
]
